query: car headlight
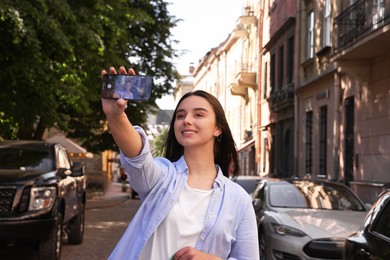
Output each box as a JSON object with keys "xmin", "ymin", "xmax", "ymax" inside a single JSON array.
[
  {"xmin": 28, "ymin": 187, "xmax": 56, "ymax": 211},
  {"xmin": 271, "ymin": 223, "xmax": 307, "ymax": 237}
]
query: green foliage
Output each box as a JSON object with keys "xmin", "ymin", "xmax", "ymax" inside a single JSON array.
[
  {"xmin": 0, "ymin": 0, "xmax": 180, "ymax": 152},
  {"xmin": 152, "ymin": 127, "xmax": 168, "ymax": 157}
]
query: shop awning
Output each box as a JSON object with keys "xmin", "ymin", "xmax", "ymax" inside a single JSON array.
[
  {"xmin": 237, "ymin": 139, "xmax": 255, "ymax": 152},
  {"xmin": 46, "ymin": 135, "xmax": 93, "ymax": 158}
]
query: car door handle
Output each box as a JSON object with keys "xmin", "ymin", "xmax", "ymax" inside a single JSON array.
[{"xmin": 359, "ymin": 248, "xmax": 371, "ymax": 257}]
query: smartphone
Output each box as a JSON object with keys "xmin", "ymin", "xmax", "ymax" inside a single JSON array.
[{"xmin": 101, "ymin": 74, "xmax": 153, "ymax": 101}]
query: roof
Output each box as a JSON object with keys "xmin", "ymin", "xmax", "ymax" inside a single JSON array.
[{"xmin": 46, "ymin": 135, "xmax": 93, "ymax": 158}]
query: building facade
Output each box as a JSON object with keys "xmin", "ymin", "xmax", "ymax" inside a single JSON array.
[
  {"xmin": 258, "ymin": 0, "xmax": 298, "ymax": 178},
  {"xmin": 295, "ymin": 0, "xmax": 390, "ymax": 203}
]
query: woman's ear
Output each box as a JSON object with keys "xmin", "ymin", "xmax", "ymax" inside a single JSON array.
[{"xmin": 214, "ymin": 130, "xmax": 222, "ymax": 137}]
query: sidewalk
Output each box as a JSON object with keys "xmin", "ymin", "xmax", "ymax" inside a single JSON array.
[{"xmin": 86, "ymin": 182, "xmax": 132, "ymax": 209}]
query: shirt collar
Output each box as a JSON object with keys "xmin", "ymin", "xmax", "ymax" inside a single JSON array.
[{"xmin": 175, "ymin": 156, "xmax": 225, "ymax": 191}]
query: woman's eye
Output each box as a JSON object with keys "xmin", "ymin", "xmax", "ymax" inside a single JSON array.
[
  {"xmin": 195, "ymin": 113, "xmax": 204, "ymax": 118},
  {"xmin": 176, "ymin": 114, "xmax": 184, "ymax": 119}
]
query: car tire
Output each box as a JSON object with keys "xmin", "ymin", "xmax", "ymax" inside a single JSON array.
[
  {"xmin": 259, "ymin": 227, "xmax": 266, "ymax": 260},
  {"xmin": 39, "ymin": 212, "xmax": 63, "ymax": 260},
  {"xmin": 67, "ymin": 204, "xmax": 85, "ymax": 244}
]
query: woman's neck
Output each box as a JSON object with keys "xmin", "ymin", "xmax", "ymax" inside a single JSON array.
[{"xmin": 184, "ymin": 150, "xmax": 217, "ymax": 190}]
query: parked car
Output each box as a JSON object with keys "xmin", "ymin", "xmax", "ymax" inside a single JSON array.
[
  {"xmin": 231, "ymin": 175, "xmax": 262, "ymax": 196},
  {"xmin": 252, "ymin": 178, "xmax": 368, "ymax": 260},
  {"xmin": 344, "ymin": 189, "xmax": 390, "ymax": 259},
  {"xmin": 0, "ymin": 140, "xmax": 87, "ymax": 259}
]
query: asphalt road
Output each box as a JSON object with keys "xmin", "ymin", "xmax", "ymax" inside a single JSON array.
[{"xmin": 0, "ymin": 182, "xmax": 141, "ymax": 260}]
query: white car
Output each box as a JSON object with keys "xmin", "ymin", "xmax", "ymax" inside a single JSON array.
[{"xmin": 252, "ymin": 178, "xmax": 368, "ymax": 260}]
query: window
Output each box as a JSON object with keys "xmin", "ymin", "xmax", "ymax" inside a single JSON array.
[
  {"xmin": 263, "ymin": 61, "xmax": 268, "ymax": 99},
  {"xmin": 307, "ymin": 11, "xmax": 314, "ymax": 59},
  {"xmin": 305, "ymin": 111, "xmax": 313, "ymax": 174},
  {"xmin": 262, "ymin": 137, "xmax": 268, "ymax": 172},
  {"xmin": 373, "ymin": 0, "xmax": 385, "ymax": 29},
  {"xmin": 270, "ymin": 53, "xmax": 276, "ymax": 91},
  {"xmin": 319, "ymin": 106, "xmax": 327, "ymax": 176},
  {"xmin": 277, "ymin": 45, "xmax": 284, "ymax": 89},
  {"xmin": 286, "ymin": 36, "xmax": 294, "ymax": 84},
  {"xmin": 323, "ymin": 0, "xmax": 331, "ymax": 47}
]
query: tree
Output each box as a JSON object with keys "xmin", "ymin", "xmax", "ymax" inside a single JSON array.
[{"xmin": 0, "ymin": 0, "xmax": 180, "ymax": 152}]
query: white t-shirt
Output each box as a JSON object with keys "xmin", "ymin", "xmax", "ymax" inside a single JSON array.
[{"xmin": 139, "ymin": 182, "xmax": 213, "ymax": 260}]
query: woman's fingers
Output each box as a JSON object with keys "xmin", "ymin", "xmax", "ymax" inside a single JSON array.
[
  {"xmin": 102, "ymin": 66, "xmax": 135, "ymax": 76},
  {"xmin": 128, "ymin": 68, "xmax": 136, "ymax": 75}
]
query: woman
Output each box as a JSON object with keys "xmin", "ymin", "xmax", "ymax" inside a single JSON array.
[{"xmin": 102, "ymin": 66, "xmax": 259, "ymax": 260}]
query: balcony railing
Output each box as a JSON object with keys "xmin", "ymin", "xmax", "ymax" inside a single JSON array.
[
  {"xmin": 335, "ymin": 0, "xmax": 390, "ymax": 51},
  {"xmin": 269, "ymin": 84, "xmax": 294, "ymax": 111}
]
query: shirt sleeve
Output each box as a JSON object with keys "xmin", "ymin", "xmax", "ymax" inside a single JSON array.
[
  {"xmin": 119, "ymin": 126, "xmax": 165, "ymax": 199},
  {"xmin": 228, "ymin": 197, "xmax": 260, "ymax": 260}
]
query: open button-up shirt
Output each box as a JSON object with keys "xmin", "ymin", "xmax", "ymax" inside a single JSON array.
[{"xmin": 109, "ymin": 126, "xmax": 259, "ymax": 260}]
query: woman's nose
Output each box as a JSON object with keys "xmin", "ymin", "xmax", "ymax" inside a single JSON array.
[{"xmin": 183, "ymin": 115, "xmax": 192, "ymax": 125}]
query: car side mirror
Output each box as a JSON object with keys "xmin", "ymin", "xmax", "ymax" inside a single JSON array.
[
  {"xmin": 71, "ymin": 161, "xmax": 85, "ymax": 177},
  {"xmin": 364, "ymin": 203, "xmax": 372, "ymax": 210},
  {"xmin": 252, "ymin": 198, "xmax": 264, "ymax": 211},
  {"xmin": 58, "ymin": 168, "xmax": 72, "ymax": 178}
]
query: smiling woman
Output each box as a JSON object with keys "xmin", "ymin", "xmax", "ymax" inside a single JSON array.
[{"xmin": 101, "ymin": 67, "xmax": 259, "ymax": 259}]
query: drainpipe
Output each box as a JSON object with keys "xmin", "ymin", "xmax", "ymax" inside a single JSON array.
[
  {"xmin": 257, "ymin": 1, "xmax": 264, "ymax": 175},
  {"xmin": 333, "ymin": 72, "xmax": 342, "ymax": 181}
]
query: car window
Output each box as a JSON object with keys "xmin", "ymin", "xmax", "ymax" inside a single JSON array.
[
  {"xmin": 269, "ymin": 184, "xmax": 307, "ymax": 208},
  {"xmin": 234, "ymin": 179, "xmax": 260, "ymax": 194},
  {"xmin": 0, "ymin": 147, "xmax": 54, "ymax": 171},
  {"xmin": 371, "ymin": 198, "xmax": 390, "ymax": 238},
  {"xmin": 269, "ymin": 181, "xmax": 365, "ymax": 210}
]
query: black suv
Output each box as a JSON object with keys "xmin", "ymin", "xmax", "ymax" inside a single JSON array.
[{"xmin": 0, "ymin": 140, "xmax": 87, "ymax": 259}]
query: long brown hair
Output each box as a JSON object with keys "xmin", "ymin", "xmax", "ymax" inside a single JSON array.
[{"xmin": 164, "ymin": 90, "xmax": 239, "ymax": 177}]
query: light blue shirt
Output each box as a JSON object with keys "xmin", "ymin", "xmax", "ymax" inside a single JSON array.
[{"xmin": 109, "ymin": 126, "xmax": 259, "ymax": 260}]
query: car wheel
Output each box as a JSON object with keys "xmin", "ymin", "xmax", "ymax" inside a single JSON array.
[
  {"xmin": 39, "ymin": 212, "xmax": 63, "ymax": 260},
  {"xmin": 259, "ymin": 228, "xmax": 266, "ymax": 260},
  {"xmin": 67, "ymin": 204, "xmax": 85, "ymax": 244}
]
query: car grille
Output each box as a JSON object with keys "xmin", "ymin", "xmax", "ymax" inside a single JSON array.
[
  {"xmin": 0, "ymin": 187, "xmax": 16, "ymax": 214},
  {"xmin": 0, "ymin": 186, "xmax": 30, "ymax": 216},
  {"xmin": 273, "ymin": 250, "xmax": 301, "ymax": 260},
  {"xmin": 303, "ymin": 238, "xmax": 345, "ymax": 259}
]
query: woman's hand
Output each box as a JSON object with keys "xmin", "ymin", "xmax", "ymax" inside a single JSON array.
[
  {"xmin": 173, "ymin": 246, "xmax": 222, "ymax": 260},
  {"xmin": 101, "ymin": 66, "xmax": 135, "ymax": 118},
  {"xmin": 100, "ymin": 66, "xmax": 143, "ymax": 158}
]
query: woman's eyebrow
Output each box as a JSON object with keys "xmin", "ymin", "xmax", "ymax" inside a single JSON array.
[{"xmin": 176, "ymin": 108, "xmax": 208, "ymax": 113}]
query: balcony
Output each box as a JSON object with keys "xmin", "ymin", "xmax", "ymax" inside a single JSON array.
[
  {"xmin": 238, "ymin": 15, "xmax": 257, "ymax": 27},
  {"xmin": 269, "ymin": 84, "xmax": 295, "ymax": 112},
  {"xmin": 334, "ymin": 0, "xmax": 390, "ymax": 60},
  {"xmin": 229, "ymin": 83, "xmax": 248, "ymax": 100},
  {"xmin": 229, "ymin": 71, "xmax": 257, "ymax": 102}
]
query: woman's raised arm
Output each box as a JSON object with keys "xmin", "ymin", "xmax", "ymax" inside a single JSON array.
[{"xmin": 101, "ymin": 66, "xmax": 143, "ymax": 158}]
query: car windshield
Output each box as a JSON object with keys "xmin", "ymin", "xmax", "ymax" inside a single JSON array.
[
  {"xmin": 269, "ymin": 181, "xmax": 365, "ymax": 211},
  {"xmin": 0, "ymin": 147, "xmax": 54, "ymax": 171},
  {"xmin": 234, "ymin": 179, "xmax": 260, "ymax": 194}
]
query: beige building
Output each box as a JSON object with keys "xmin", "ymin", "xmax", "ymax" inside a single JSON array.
[{"xmin": 191, "ymin": 1, "xmax": 259, "ymax": 176}]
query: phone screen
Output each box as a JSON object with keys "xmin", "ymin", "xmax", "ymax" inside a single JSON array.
[{"xmin": 101, "ymin": 74, "xmax": 153, "ymax": 101}]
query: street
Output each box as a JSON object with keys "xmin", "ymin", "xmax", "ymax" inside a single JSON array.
[{"xmin": 0, "ymin": 183, "xmax": 141, "ymax": 260}]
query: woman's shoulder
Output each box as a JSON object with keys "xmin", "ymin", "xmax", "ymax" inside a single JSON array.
[
  {"xmin": 154, "ymin": 155, "xmax": 188, "ymax": 174},
  {"xmin": 223, "ymin": 176, "xmax": 253, "ymax": 201}
]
